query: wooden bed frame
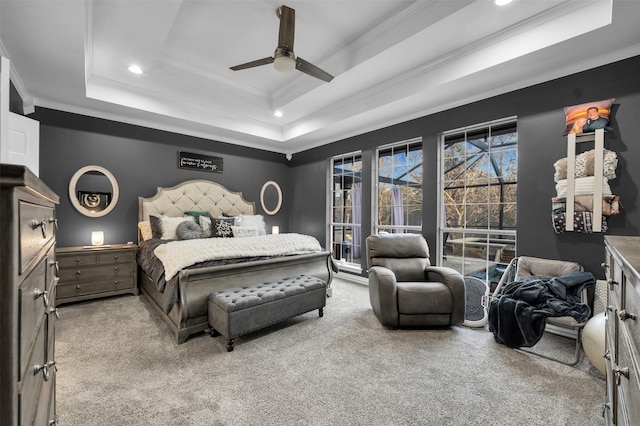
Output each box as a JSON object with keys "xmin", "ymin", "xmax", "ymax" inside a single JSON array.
[{"xmin": 137, "ymin": 179, "xmax": 334, "ymax": 344}]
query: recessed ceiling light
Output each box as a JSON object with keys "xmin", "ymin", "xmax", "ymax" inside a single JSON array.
[
  {"xmin": 128, "ymin": 64, "xmax": 143, "ymax": 75},
  {"xmin": 274, "ymin": 110, "xmax": 283, "ymax": 118},
  {"xmin": 495, "ymin": 0, "xmax": 513, "ymax": 5}
]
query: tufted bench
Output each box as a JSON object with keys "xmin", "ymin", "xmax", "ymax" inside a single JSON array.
[{"xmin": 208, "ymin": 275, "xmax": 327, "ymax": 351}]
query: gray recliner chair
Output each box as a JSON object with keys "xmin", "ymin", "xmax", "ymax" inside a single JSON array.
[{"xmin": 366, "ymin": 233, "xmax": 465, "ymax": 327}]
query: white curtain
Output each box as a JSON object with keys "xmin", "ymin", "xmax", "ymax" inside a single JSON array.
[
  {"xmin": 392, "ymin": 185, "xmax": 404, "ymax": 233},
  {"xmin": 351, "ymin": 182, "xmax": 362, "ymax": 259}
]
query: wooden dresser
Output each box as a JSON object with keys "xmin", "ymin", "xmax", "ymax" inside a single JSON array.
[
  {"xmin": 0, "ymin": 165, "xmax": 60, "ymax": 426},
  {"xmin": 56, "ymin": 244, "xmax": 138, "ymax": 305},
  {"xmin": 603, "ymin": 235, "xmax": 640, "ymax": 425}
]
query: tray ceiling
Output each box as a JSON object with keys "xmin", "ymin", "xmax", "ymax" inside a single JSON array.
[{"xmin": 1, "ymin": 0, "xmax": 639, "ymax": 156}]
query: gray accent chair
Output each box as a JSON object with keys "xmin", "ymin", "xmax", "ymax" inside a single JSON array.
[
  {"xmin": 366, "ymin": 233, "xmax": 465, "ymax": 327},
  {"xmin": 492, "ymin": 256, "xmax": 586, "ymax": 365}
]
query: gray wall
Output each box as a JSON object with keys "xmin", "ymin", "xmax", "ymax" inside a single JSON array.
[
  {"xmin": 34, "ymin": 110, "xmax": 291, "ymax": 247},
  {"xmin": 290, "ymin": 56, "xmax": 640, "ymax": 279},
  {"xmin": 34, "ymin": 56, "xmax": 640, "ymax": 279}
]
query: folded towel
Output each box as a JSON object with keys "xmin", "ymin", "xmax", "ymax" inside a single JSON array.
[{"xmin": 555, "ymin": 176, "xmax": 612, "ymax": 198}]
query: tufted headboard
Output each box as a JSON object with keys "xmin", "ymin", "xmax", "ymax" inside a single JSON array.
[{"xmin": 138, "ymin": 180, "xmax": 255, "ymax": 223}]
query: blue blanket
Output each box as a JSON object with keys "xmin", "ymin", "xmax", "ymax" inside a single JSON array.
[{"xmin": 488, "ymin": 271, "xmax": 595, "ymax": 348}]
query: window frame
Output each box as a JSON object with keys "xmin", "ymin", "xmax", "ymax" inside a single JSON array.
[
  {"xmin": 437, "ymin": 117, "xmax": 517, "ymax": 290},
  {"xmin": 374, "ymin": 137, "xmax": 423, "ymax": 235}
]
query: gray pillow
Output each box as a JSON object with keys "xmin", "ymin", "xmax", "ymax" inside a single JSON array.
[{"xmin": 176, "ymin": 220, "xmax": 204, "ymax": 240}]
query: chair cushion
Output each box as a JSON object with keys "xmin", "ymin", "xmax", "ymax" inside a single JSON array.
[
  {"xmin": 372, "ymin": 258, "xmax": 429, "ymax": 281},
  {"xmin": 397, "ymin": 282, "xmax": 452, "ymax": 314}
]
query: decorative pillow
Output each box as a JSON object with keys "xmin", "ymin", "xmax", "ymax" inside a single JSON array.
[
  {"xmin": 231, "ymin": 226, "xmax": 259, "ymax": 238},
  {"xmin": 176, "ymin": 220, "xmax": 204, "ymax": 240},
  {"xmin": 149, "ymin": 215, "xmax": 163, "ymax": 239},
  {"xmin": 199, "ymin": 215, "xmax": 213, "ymax": 237},
  {"xmin": 150, "ymin": 215, "xmax": 196, "ymax": 240},
  {"xmin": 234, "ymin": 215, "xmax": 266, "ymax": 235},
  {"xmin": 563, "ymin": 98, "xmax": 614, "ymax": 135},
  {"xmin": 138, "ymin": 221, "xmax": 153, "ymax": 241},
  {"xmin": 212, "ymin": 218, "xmax": 235, "ymax": 238},
  {"xmin": 184, "ymin": 211, "xmax": 213, "ymax": 220}
]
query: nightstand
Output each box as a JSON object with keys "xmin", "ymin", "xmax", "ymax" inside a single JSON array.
[{"xmin": 56, "ymin": 243, "xmax": 138, "ymax": 304}]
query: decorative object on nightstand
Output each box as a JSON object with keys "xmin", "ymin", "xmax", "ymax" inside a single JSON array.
[
  {"xmin": 56, "ymin": 243, "xmax": 138, "ymax": 305},
  {"xmin": 91, "ymin": 230, "xmax": 104, "ymax": 246}
]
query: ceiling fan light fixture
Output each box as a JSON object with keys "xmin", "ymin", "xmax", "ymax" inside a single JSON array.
[{"xmin": 273, "ymin": 49, "xmax": 296, "ymax": 72}]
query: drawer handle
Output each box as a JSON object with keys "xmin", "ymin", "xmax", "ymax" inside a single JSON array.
[
  {"xmin": 33, "ymin": 361, "xmax": 56, "ymax": 381},
  {"xmin": 48, "ymin": 307, "xmax": 60, "ymax": 319},
  {"xmin": 114, "ymin": 255, "xmax": 118, "ymax": 260},
  {"xmin": 76, "ymin": 270, "xmax": 81, "ymax": 276},
  {"xmin": 49, "ymin": 416, "xmax": 60, "ymax": 426},
  {"xmin": 613, "ymin": 366, "xmax": 629, "ymax": 385},
  {"xmin": 34, "ymin": 288, "xmax": 49, "ymax": 308},
  {"xmin": 601, "ymin": 262, "xmax": 609, "ymax": 269},
  {"xmin": 31, "ymin": 219, "xmax": 47, "ymax": 238},
  {"xmin": 114, "ymin": 280, "xmax": 119, "ymax": 287},
  {"xmin": 48, "ymin": 217, "xmax": 58, "ymax": 230},
  {"xmin": 618, "ymin": 310, "xmax": 637, "ymax": 321},
  {"xmin": 49, "ymin": 259, "xmax": 59, "ymax": 275},
  {"xmin": 75, "ymin": 285, "xmax": 81, "ymax": 292},
  {"xmin": 606, "ymin": 305, "xmax": 614, "ymax": 313},
  {"xmin": 607, "ymin": 279, "xmax": 618, "ymax": 290},
  {"xmin": 114, "ymin": 266, "xmax": 119, "ymax": 272}
]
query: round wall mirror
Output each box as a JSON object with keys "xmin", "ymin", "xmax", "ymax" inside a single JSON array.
[
  {"xmin": 69, "ymin": 165, "xmax": 119, "ymax": 217},
  {"xmin": 260, "ymin": 180, "xmax": 282, "ymax": 215}
]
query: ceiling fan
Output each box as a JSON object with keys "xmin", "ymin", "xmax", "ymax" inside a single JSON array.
[{"xmin": 229, "ymin": 5, "xmax": 334, "ymax": 83}]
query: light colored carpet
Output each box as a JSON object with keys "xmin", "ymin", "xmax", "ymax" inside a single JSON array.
[{"xmin": 55, "ymin": 277, "xmax": 605, "ymax": 425}]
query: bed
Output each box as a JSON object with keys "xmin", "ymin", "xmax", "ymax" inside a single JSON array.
[{"xmin": 137, "ymin": 179, "xmax": 334, "ymax": 344}]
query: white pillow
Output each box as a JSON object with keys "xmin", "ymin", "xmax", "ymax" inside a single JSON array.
[
  {"xmin": 138, "ymin": 221, "xmax": 152, "ymax": 241},
  {"xmin": 199, "ymin": 215, "xmax": 213, "ymax": 237},
  {"xmin": 231, "ymin": 226, "xmax": 259, "ymax": 238},
  {"xmin": 160, "ymin": 216, "xmax": 195, "ymax": 240},
  {"xmin": 234, "ymin": 215, "xmax": 266, "ymax": 235}
]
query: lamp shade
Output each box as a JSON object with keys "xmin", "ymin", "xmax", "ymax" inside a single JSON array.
[{"xmin": 91, "ymin": 231, "xmax": 104, "ymax": 246}]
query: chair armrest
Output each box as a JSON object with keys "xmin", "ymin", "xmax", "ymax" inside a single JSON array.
[
  {"xmin": 425, "ymin": 266, "xmax": 466, "ymax": 326},
  {"xmin": 369, "ymin": 266, "xmax": 400, "ymax": 327}
]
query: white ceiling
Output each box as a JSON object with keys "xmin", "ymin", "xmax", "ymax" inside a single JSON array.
[{"xmin": 1, "ymin": 0, "xmax": 639, "ymax": 156}]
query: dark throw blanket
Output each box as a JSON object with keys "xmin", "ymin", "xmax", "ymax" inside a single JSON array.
[{"xmin": 488, "ymin": 271, "xmax": 595, "ymax": 348}]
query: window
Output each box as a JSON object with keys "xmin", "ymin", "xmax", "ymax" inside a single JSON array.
[
  {"xmin": 440, "ymin": 119, "xmax": 517, "ymax": 291},
  {"xmin": 330, "ymin": 152, "xmax": 362, "ymax": 268},
  {"xmin": 375, "ymin": 138, "xmax": 423, "ymax": 234}
]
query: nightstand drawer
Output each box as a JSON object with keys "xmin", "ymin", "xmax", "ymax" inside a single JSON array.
[
  {"xmin": 57, "ymin": 252, "xmax": 98, "ymax": 268},
  {"xmin": 98, "ymin": 250, "xmax": 135, "ymax": 265},
  {"xmin": 58, "ymin": 263, "xmax": 134, "ymax": 284},
  {"xmin": 57, "ymin": 278, "xmax": 135, "ymax": 299}
]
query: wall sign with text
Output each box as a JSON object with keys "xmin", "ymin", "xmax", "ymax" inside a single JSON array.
[{"xmin": 178, "ymin": 151, "xmax": 223, "ymax": 173}]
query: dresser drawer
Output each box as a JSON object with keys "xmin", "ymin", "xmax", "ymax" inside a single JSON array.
[
  {"xmin": 19, "ymin": 318, "xmax": 46, "ymax": 426},
  {"xmin": 98, "ymin": 249, "xmax": 135, "ymax": 265},
  {"xmin": 616, "ymin": 334, "xmax": 640, "ymax": 426},
  {"xmin": 19, "ymin": 259, "xmax": 48, "ymax": 378},
  {"xmin": 58, "ymin": 263, "xmax": 134, "ymax": 284},
  {"xmin": 57, "ymin": 252, "xmax": 98, "ymax": 268},
  {"xmin": 57, "ymin": 278, "xmax": 135, "ymax": 299},
  {"xmin": 19, "ymin": 201, "xmax": 55, "ymax": 274}
]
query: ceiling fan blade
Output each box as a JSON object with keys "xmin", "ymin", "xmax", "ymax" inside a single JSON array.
[
  {"xmin": 296, "ymin": 57, "xmax": 334, "ymax": 82},
  {"xmin": 230, "ymin": 57, "xmax": 274, "ymax": 71},
  {"xmin": 277, "ymin": 5, "xmax": 295, "ymax": 50}
]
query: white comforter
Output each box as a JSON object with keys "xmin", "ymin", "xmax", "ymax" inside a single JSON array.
[{"xmin": 154, "ymin": 233, "xmax": 323, "ymax": 280}]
